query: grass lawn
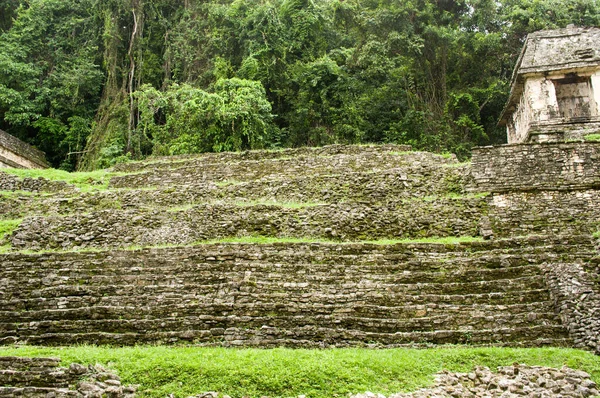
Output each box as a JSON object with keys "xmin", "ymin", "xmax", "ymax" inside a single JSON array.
[{"xmin": 0, "ymin": 346, "xmax": 598, "ymax": 397}]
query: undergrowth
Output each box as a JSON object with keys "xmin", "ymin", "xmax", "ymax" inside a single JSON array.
[{"xmin": 0, "ymin": 346, "xmax": 598, "ymax": 398}]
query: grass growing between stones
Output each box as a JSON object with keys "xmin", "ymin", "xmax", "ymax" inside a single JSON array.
[
  {"xmin": 0, "ymin": 346, "xmax": 598, "ymax": 398},
  {"xmin": 0, "ymin": 236, "xmax": 486, "ymax": 255},
  {"xmin": 417, "ymin": 192, "xmax": 489, "ymax": 202},
  {"xmin": 167, "ymin": 201, "xmax": 326, "ymax": 212},
  {"xmin": 1, "ymin": 168, "xmax": 126, "ymax": 191},
  {"xmin": 584, "ymin": 134, "xmax": 600, "ymax": 142},
  {"xmin": 0, "ymin": 190, "xmax": 35, "ymax": 197},
  {"xmin": 0, "ymin": 218, "xmax": 21, "ymax": 253},
  {"xmin": 196, "ymin": 236, "xmax": 484, "ymax": 246},
  {"xmin": 233, "ymin": 200, "xmax": 326, "ymax": 209}
]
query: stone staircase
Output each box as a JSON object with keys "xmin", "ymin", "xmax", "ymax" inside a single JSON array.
[
  {"xmin": 0, "ymin": 144, "xmax": 598, "ymax": 349},
  {"xmin": 0, "ymin": 237, "xmax": 590, "ymax": 347}
]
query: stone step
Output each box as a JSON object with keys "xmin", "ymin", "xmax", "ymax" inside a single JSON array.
[
  {"xmin": 0, "ymin": 274, "xmax": 549, "ymax": 300},
  {"xmin": 2, "ymin": 246, "xmax": 585, "ymax": 269},
  {"xmin": 0, "ymin": 289, "xmax": 553, "ymax": 313},
  {"xmin": 4, "ymin": 325, "xmax": 570, "ymax": 347},
  {"xmin": 0, "ymin": 359, "xmax": 132, "ymax": 397},
  {"xmin": 112, "ymin": 144, "xmax": 414, "ymax": 173},
  {"xmin": 0, "ymin": 301, "xmax": 555, "ymax": 322},
  {"xmin": 109, "ymin": 151, "xmax": 459, "ymax": 189},
  {"xmin": 0, "ymin": 265, "xmax": 544, "ymax": 292},
  {"xmin": 0, "ymin": 369, "xmax": 70, "ymax": 388},
  {"xmin": 0, "ymin": 310, "xmax": 563, "ymax": 338},
  {"xmin": 2, "ymin": 247, "xmax": 594, "ymax": 277},
  {"xmin": 0, "ymin": 357, "xmax": 61, "ymax": 371}
]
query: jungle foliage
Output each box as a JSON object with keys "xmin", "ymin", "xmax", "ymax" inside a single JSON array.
[{"xmin": 0, "ymin": 0, "xmax": 599, "ymax": 169}]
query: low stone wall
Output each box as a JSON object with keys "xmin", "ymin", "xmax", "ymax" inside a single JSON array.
[
  {"xmin": 0, "ymin": 356, "xmax": 135, "ymax": 397},
  {"xmin": 0, "ymin": 172, "xmax": 74, "ymax": 193},
  {"xmin": 10, "ymin": 199, "xmax": 488, "ymax": 250},
  {"xmin": 0, "ymin": 238, "xmax": 583, "ymax": 347},
  {"xmin": 113, "ymin": 144, "xmax": 414, "ymax": 173},
  {"xmin": 110, "ymin": 151, "xmax": 458, "ymax": 189},
  {"xmin": 471, "ymin": 142, "xmax": 600, "ymax": 192},
  {"xmin": 488, "ymin": 190, "xmax": 600, "ymax": 237},
  {"xmin": 0, "ymin": 130, "xmax": 49, "ymax": 169}
]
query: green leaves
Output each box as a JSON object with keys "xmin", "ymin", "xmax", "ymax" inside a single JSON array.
[
  {"xmin": 2, "ymin": 0, "xmax": 600, "ymax": 168},
  {"xmin": 135, "ymin": 78, "xmax": 276, "ymax": 156}
]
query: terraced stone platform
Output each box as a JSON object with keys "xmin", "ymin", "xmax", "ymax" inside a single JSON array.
[
  {"xmin": 0, "ymin": 237, "xmax": 587, "ymax": 347},
  {"xmin": 0, "ymin": 143, "xmax": 599, "ymax": 351}
]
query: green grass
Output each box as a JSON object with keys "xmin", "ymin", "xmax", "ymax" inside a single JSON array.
[
  {"xmin": 1, "ymin": 168, "xmax": 126, "ymax": 191},
  {"xmin": 0, "ymin": 219, "xmax": 21, "ymax": 253},
  {"xmin": 584, "ymin": 133, "xmax": 600, "ymax": 142},
  {"xmin": 437, "ymin": 152, "xmax": 455, "ymax": 159},
  {"xmin": 593, "ymin": 231, "xmax": 600, "ymax": 239},
  {"xmin": 0, "ymin": 346, "xmax": 597, "ymax": 398},
  {"xmin": 215, "ymin": 179, "xmax": 244, "ymax": 187},
  {"xmin": 0, "ymin": 190, "xmax": 36, "ymax": 198},
  {"xmin": 198, "ymin": 236, "xmax": 325, "ymax": 245}
]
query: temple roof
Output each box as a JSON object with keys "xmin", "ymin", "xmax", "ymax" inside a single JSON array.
[{"xmin": 499, "ymin": 26, "xmax": 600, "ymax": 125}]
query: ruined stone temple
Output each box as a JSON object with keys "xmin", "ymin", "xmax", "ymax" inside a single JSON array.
[
  {"xmin": 500, "ymin": 26, "xmax": 600, "ymax": 143},
  {"xmin": 0, "ymin": 28, "xmax": 599, "ymax": 359},
  {"xmin": 0, "ymin": 129, "xmax": 49, "ymax": 169}
]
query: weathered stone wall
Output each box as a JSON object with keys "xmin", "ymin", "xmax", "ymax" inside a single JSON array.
[
  {"xmin": 0, "ymin": 172, "xmax": 74, "ymax": 193},
  {"xmin": 10, "ymin": 199, "xmax": 487, "ymax": 250},
  {"xmin": 0, "ymin": 166, "xmax": 471, "ymax": 221},
  {"xmin": 488, "ymin": 190, "xmax": 600, "ymax": 237},
  {"xmin": 0, "ymin": 357, "xmax": 135, "ymax": 397},
  {"xmin": 470, "ymin": 142, "xmax": 600, "ymax": 192},
  {"xmin": 469, "ymin": 141, "xmax": 600, "ymax": 353},
  {"xmin": 113, "ymin": 144, "xmax": 413, "ymax": 173},
  {"xmin": 0, "ymin": 238, "xmax": 583, "ymax": 347},
  {"xmin": 542, "ymin": 262, "xmax": 600, "ymax": 354},
  {"xmin": 0, "ymin": 130, "xmax": 49, "ymax": 169},
  {"xmin": 110, "ymin": 150, "xmax": 456, "ymax": 189}
]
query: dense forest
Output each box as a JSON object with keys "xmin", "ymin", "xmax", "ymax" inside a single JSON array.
[{"xmin": 0, "ymin": 0, "xmax": 599, "ymax": 170}]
